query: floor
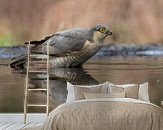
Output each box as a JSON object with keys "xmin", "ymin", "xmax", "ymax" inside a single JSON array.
[
  {"xmin": 0, "ymin": 122, "xmax": 43, "ymax": 130},
  {"xmin": 0, "ymin": 113, "xmax": 46, "ymax": 130}
]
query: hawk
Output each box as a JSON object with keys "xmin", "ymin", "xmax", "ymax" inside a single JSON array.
[{"xmin": 10, "ymin": 24, "xmax": 112, "ymax": 69}]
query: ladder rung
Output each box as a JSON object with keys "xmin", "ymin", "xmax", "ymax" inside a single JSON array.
[
  {"xmin": 28, "ymin": 88, "xmax": 47, "ymax": 91},
  {"xmin": 30, "ymin": 54, "xmax": 48, "ymax": 59},
  {"xmin": 27, "ymin": 104, "xmax": 47, "ymax": 107},
  {"xmin": 29, "ymin": 60, "xmax": 47, "ymax": 63},
  {"xmin": 28, "ymin": 70, "xmax": 47, "ymax": 73}
]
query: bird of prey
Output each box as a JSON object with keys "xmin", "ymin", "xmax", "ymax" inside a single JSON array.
[{"xmin": 10, "ymin": 24, "xmax": 112, "ymax": 69}]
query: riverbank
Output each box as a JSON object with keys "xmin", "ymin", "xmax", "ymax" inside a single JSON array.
[
  {"xmin": 0, "ymin": 46, "xmax": 26, "ymax": 59},
  {"xmin": 96, "ymin": 43, "xmax": 163, "ymax": 58},
  {"xmin": 0, "ymin": 43, "xmax": 163, "ymax": 60}
]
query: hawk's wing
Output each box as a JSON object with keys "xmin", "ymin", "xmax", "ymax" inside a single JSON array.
[
  {"xmin": 29, "ymin": 28, "xmax": 91, "ymax": 55},
  {"xmin": 10, "ymin": 28, "xmax": 91, "ymax": 69}
]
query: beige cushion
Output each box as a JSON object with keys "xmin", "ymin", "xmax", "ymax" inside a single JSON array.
[
  {"xmin": 109, "ymin": 83, "xmax": 139, "ymax": 99},
  {"xmin": 74, "ymin": 86, "xmax": 102, "ymax": 100},
  {"xmin": 84, "ymin": 92, "xmax": 126, "ymax": 99},
  {"xmin": 66, "ymin": 82, "xmax": 109, "ymax": 103},
  {"xmin": 108, "ymin": 82, "xmax": 150, "ymax": 102}
]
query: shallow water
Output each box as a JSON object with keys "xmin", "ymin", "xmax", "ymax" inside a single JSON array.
[{"xmin": 0, "ymin": 56, "xmax": 163, "ymax": 113}]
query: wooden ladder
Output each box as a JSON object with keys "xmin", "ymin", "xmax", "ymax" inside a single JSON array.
[{"xmin": 24, "ymin": 41, "xmax": 50, "ymax": 124}]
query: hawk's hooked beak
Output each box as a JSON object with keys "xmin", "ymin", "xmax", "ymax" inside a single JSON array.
[{"xmin": 107, "ymin": 30, "xmax": 112, "ymax": 35}]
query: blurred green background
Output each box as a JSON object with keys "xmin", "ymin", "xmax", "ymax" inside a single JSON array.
[{"xmin": 0, "ymin": 0, "xmax": 163, "ymax": 46}]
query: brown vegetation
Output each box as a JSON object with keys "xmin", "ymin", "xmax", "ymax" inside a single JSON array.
[{"xmin": 0, "ymin": 0, "xmax": 163, "ymax": 45}]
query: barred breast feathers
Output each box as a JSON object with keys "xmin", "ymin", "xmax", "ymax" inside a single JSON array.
[{"xmin": 50, "ymin": 40, "xmax": 102, "ymax": 67}]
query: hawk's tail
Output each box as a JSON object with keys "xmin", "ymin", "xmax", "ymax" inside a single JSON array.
[
  {"xmin": 10, "ymin": 34, "xmax": 53, "ymax": 70},
  {"xmin": 10, "ymin": 54, "xmax": 27, "ymax": 70}
]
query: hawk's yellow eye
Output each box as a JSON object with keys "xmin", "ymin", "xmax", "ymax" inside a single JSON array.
[{"xmin": 99, "ymin": 28, "xmax": 105, "ymax": 33}]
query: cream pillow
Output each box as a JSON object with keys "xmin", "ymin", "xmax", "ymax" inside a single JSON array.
[
  {"xmin": 84, "ymin": 92, "xmax": 125, "ymax": 99},
  {"xmin": 66, "ymin": 82, "xmax": 109, "ymax": 103},
  {"xmin": 138, "ymin": 83, "xmax": 149, "ymax": 102}
]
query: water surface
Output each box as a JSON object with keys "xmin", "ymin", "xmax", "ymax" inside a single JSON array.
[{"xmin": 0, "ymin": 56, "xmax": 163, "ymax": 113}]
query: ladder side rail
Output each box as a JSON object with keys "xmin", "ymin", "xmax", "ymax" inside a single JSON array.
[
  {"xmin": 46, "ymin": 41, "xmax": 50, "ymax": 116},
  {"xmin": 24, "ymin": 41, "xmax": 31, "ymax": 124}
]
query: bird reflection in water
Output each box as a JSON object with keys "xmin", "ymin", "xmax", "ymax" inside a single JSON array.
[{"xmin": 29, "ymin": 68, "xmax": 99, "ymax": 108}]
